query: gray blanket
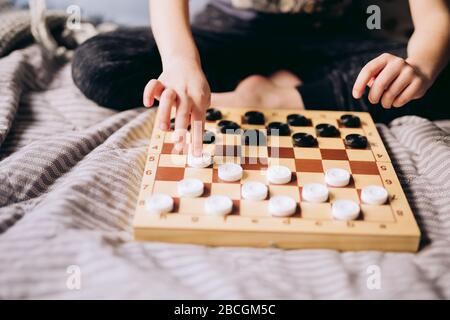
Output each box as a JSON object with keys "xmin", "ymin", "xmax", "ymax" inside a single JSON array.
[{"xmin": 1, "ymin": 45, "xmax": 450, "ymax": 299}]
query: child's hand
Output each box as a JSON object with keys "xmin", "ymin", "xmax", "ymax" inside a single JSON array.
[
  {"xmin": 353, "ymin": 53, "xmax": 431, "ymax": 109},
  {"xmin": 143, "ymin": 57, "xmax": 211, "ymax": 156}
]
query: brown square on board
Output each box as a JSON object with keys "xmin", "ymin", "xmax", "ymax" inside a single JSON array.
[
  {"xmin": 295, "ymin": 159, "xmax": 324, "ymax": 172},
  {"xmin": 162, "ymin": 143, "xmax": 174, "ymax": 154},
  {"xmin": 215, "ymin": 145, "xmax": 242, "ymax": 157},
  {"xmin": 350, "ymin": 161, "xmax": 379, "ymax": 175},
  {"xmin": 241, "ymin": 157, "xmax": 268, "ymax": 170},
  {"xmin": 269, "ymin": 147, "xmax": 295, "ymax": 158},
  {"xmin": 161, "ymin": 143, "xmax": 188, "ymax": 155},
  {"xmin": 211, "ymin": 183, "xmax": 241, "ymax": 199},
  {"xmin": 242, "ymin": 146, "xmax": 268, "ymax": 158},
  {"xmin": 155, "ymin": 167, "xmax": 185, "ymax": 181},
  {"xmin": 320, "ymin": 149, "xmax": 349, "ymax": 161}
]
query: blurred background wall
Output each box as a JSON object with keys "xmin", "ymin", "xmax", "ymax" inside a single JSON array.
[
  {"xmin": 12, "ymin": 0, "xmax": 208, "ymax": 26},
  {"xmin": 10, "ymin": 0, "xmax": 412, "ymax": 40}
]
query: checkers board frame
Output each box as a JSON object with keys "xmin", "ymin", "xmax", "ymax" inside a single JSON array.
[{"xmin": 133, "ymin": 108, "xmax": 420, "ymax": 252}]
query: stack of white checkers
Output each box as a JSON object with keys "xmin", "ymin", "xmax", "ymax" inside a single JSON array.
[{"xmin": 145, "ymin": 153, "xmax": 389, "ymax": 221}]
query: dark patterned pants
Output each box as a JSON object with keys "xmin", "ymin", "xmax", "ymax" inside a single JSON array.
[{"xmin": 72, "ymin": 5, "xmax": 449, "ymax": 123}]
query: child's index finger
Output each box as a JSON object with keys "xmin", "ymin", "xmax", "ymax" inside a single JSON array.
[
  {"xmin": 191, "ymin": 110, "xmax": 205, "ymax": 158},
  {"xmin": 352, "ymin": 54, "xmax": 390, "ymax": 99},
  {"xmin": 143, "ymin": 79, "xmax": 165, "ymax": 107}
]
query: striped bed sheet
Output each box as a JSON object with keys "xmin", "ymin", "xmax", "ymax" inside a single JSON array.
[{"xmin": 0, "ymin": 45, "xmax": 449, "ymax": 299}]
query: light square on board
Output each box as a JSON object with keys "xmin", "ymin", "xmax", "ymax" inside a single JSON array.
[
  {"xmin": 225, "ymin": 113, "xmax": 242, "ymax": 124},
  {"xmin": 269, "ymin": 185, "xmax": 301, "ymax": 202},
  {"xmin": 240, "ymin": 200, "xmax": 269, "ymax": 217},
  {"xmin": 294, "ymin": 147, "xmax": 322, "ymax": 160},
  {"xmin": 329, "ymin": 188, "xmax": 359, "ymax": 203},
  {"xmin": 179, "ymin": 197, "xmax": 206, "ymax": 215},
  {"xmin": 290, "ymin": 127, "xmax": 315, "ymax": 136},
  {"xmin": 317, "ymin": 138, "xmax": 345, "ymax": 149},
  {"xmin": 211, "ymin": 183, "xmax": 241, "ymax": 200},
  {"xmin": 268, "ymin": 158, "xmax": 296, "ymax": 171},
  {"xmin": 362, "ymin": 205, "xmax": 395, "ymax": 222},
  {"xmin": 153, "ymin": 181, "xmax": 179, "ymax": 197},
  {"xmin": 158, "ymin": 154, "xmax": 187, "ymax": 168},
  {"xmin": 312, "ymin": 117, "xmax": 338, "ymax": 127},
  {"xmin": 242, "ymin": 146, "xmax": 268, "ymax": 158},
  {"xmin": 201, "ymin": 143, "xmax": 216, "ymax": 154},
  {"xmin": 213, "ymin": 155, "xmax": 242, "ymax": 167},
  {"xmin": 346, "ymin": 149, "xmax": 375, "ymax": 162},
  {"xmin": 296, "ymin": 172, "xmax": 325, "ymax": 186},
  {"xmin": 183, "ymin": 167, "xmax": 213, "ymax": 183},
  {"xmin": 268, "ymin": 136, "xmax": 292, "ymax": 148},
  {"xmin": 300, "ymin": 202, "xmax": 332, "ymax": 220},
  {"xmin": 205, "ymin": 122, "xmax": 217, "ymax": 131},
  {"xmin": 352, "ymin": 174, "xmax": 383, "ymax": 189},
  {"xmin": 322, "ymin": 160, "xmax": 351, "ymax": 172},
  {"xmin": 265, "ymin": 113, "xmax": 286, "ymax": 123},
  {"xmin": 221, "ymin": 132, "xmax": 242, "ymax": 146},
  {"xmin": 163, "ymin": 132, "xmax": 174, "ymax": 143},
  {"xmin": 241, "ymin": 169, "xmax": 268, "ymax": 184},
  {"xmin": 242, "ymin": 124, "xmax": 267, "ymax": 130},
  {"xmin": 339, "ymin": 128, "xmax": 365, "ymax": 137}
]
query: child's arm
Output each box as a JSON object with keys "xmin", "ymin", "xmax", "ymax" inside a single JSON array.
[
  {"xmin": 143, "ymin": 0, "xmax": 210, "ymax": 156},
  {"xmin": 353, "ymin": 0, "xmax": 450, "ymax": 109}
]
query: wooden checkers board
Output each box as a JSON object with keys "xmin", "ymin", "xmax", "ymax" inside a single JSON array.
[{"xmin": 133, "ymin": 108, "xmax": 420, "ymax": 252}]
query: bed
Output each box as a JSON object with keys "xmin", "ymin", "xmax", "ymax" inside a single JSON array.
[{"xmin": 0, "ymin": 6, "xmax": 449, "ymax": 299}]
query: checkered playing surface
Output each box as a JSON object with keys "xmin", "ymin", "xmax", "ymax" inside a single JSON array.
[{"xmin": 133, "ymin": 108, "xmax": 420, "ymax": 252}]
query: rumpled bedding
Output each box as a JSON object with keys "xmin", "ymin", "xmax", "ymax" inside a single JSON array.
[{"xmin": 1, "ymin": 44, "xmax": 450, "ymax": 299}]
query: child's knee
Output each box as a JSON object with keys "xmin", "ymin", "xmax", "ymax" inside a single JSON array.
[
  {"xmin": 72, "ymin": 35, "xmax": 113, "ymax": 103},
  {"xmin": 71, "ymin": 32, "xmax": 145, "ymax": 108},
  {"xmin": 71, "ymin": 28, "xmax": 159, "ymax": 109}
]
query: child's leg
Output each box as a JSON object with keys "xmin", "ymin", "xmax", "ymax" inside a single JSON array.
[{"xmin": 72, "ymin": 28, "xmax": 160, "ymax": 109}]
